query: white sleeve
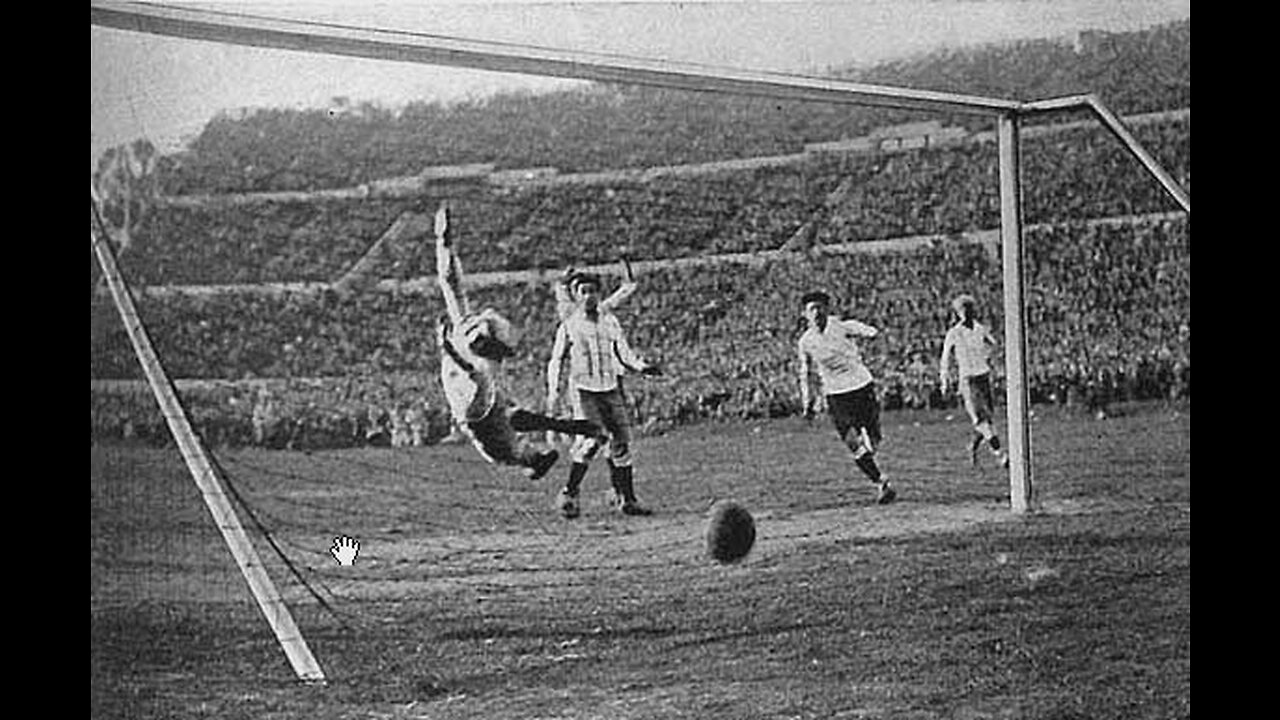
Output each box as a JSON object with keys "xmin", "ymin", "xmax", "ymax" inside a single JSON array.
[
  {"xmin": 797, "ymin": 337, "xmax": 812, "ymax": 406},
  {"xmin": 611, "ymin": 321, "xmax": 649, "ymax": 373},
  {"xmin": 940, "ymin": 329, "xmax": 955, "ymax": 381},
  {"xmin": 838, "ymin": 318, "xmax": 879, "ymax": 337},
  {"xmin": 601, "ymin": 280, "xmax": 638, "ymax": 313},
  {"xmin": 546, "ymin": 322, "xmax": 570, "ymax": 410}
]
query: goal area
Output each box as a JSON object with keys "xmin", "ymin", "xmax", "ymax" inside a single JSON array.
[{"xmin": 91, "ymin": 0, "xmax": 1190, "ymax": 694}]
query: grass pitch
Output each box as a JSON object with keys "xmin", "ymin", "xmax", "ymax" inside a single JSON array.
[{"xmin": 91, "ymin": 401, "xmax": 1190, "ymax": 719}]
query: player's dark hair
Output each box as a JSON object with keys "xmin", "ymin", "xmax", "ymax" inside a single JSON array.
[
  {"xmin": 471, "ymin": 335, "xmax": 516, "ymax": 361},
  {"xmin": 569, "ymin": 272, "xmax": 602, "ymax": 291},
  {"xmin": 952, "ymin": 295, "xmax": 978, "ymax": 322},
  {"xmin": 800, "ymin": 291, "xmax": 832, "ymax": 308}
]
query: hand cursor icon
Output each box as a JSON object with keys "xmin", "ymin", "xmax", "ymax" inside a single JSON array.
[{"xmin": 330, "ymin": 535, "xmax": 360, "ymax": 567}]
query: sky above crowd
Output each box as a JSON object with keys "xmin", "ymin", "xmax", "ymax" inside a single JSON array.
[{"xmin": 90, "ymin": 0, "xmax": 1190, "ymax": 168}]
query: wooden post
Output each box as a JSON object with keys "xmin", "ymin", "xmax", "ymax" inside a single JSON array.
[
  {"xmin": 90, "ymin": 190, "xmax": 327, "ymax": 684},
  {"xmin": 997, "ymin": 115, "xmax": 1035, "ymax": 514}
]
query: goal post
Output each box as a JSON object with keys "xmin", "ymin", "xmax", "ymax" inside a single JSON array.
[
  {"xmin": 997, "ymin": 114, "xmax": 1034, "ymax": 513},
  {"xmin": 90, "ymin": 186, "xmax": 327, "ymax": 684},
  {"xmin": 91, "ymin": 1, "xmax": 1189, "ymax": 516}
]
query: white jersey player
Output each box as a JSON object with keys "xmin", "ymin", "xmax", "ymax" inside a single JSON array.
[
  {"xmin": 939, "ymin": 294, "xmax": 1009, "ymax": 468},
  {"xmin": 796, "ymin": 290, "xmax": 896, "ymax": 505}
]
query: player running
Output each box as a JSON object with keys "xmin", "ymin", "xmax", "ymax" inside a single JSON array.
[
  {"xmin": 796, "ymin": 290, "xmax": 896, "ymax": 505},
  {"xmin": 939, "ymin": 294, "xmax": 1009, "ymax": 469},
  {"xmin": 433, "ymin": 204, "xmax": 605, "ymax": 480}
]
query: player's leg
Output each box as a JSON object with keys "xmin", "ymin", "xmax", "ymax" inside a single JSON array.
[
  {"xmin": 600, "ymin": 390, "xmax": 651, "ymax": 516},
  {"xmin": 962, "ymin": 374, "xmax": 1003, "ymax": 465},
  {"xmin": 958, "ymin": 375, "xmax": 986, "ymax": 465},
  {"xmin": 467, "ymin": 402, "xmax": 560, "ymax": 480},
  {"xmin": 969, "ymin": 374, "xmax": 1007, "ymax": 467},
  {"xmin": 830, "ymin": 390, "xmax": 876, "ymax": 480},
  {"xmin": 560, "ymin": 390, "xmax": 607, "ymax": 518},
  {"xmin": 829, "ymin": 391, "xmax": 866, "ymax": 464},
  {"xmin": 509, "ymin": 408, "xmax": 605, "ymax": 438},
  {"xmin": 836, "ymin": 386, "xmax": 895, "ymax": 504}
]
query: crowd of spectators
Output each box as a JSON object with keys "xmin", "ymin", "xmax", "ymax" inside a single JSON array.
[
  {"xmin": 155, "ymin": 21, "xmax": 1188, "ymax": 194},
  {"xmin": 91, "ymin": 374, "xmax": 457, "ymax": 451},
  {"xmin": 115, "ymin": 116, "xmax": 1189, "ymax": 287},
  {"xmin": 92, "ymin": 216, "xmax": 1189, "ymax": 448},
  {"xmin": 92, "ymin": 20, "xmax": 1189, "ymax": 448}
]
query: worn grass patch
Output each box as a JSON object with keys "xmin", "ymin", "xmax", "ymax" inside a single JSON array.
[{"xmin": 92, "ymin": 402, "xmax": 1189, "ymax": 719}]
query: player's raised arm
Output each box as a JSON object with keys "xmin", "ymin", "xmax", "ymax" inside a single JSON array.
[
  {"xmin": 601, "ymin": 257, "xmax": 638, "ymax": 313},
  {"xmin": 553, "ymin": 266, "xmax": 578, "ymax": 322},
  {"xmin": 839, "ymin": 317, "xmax": 879, "ymax": 337},
  {"xmin": 434, "ymin": 204, "xmax": 467, "ymax": 324}
]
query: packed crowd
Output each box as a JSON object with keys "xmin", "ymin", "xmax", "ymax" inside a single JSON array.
[
  {"xmin": 90, "ymin": 374, "xmax": 457, "ymax": 451},
  {"xmin": 92, "ymin": 217, "xmax": 1189, "ymax": 448},
  {"xmin": 92, "ymin": 20, "xmax": 1189, "ymax": 448},
  {"xmin": 157, "ymin": 21, "xmax": 1188, "ymax": 194},
  {"xmin": 115, "ymin": 116, "xmax": 1189, "ymax": 287}
]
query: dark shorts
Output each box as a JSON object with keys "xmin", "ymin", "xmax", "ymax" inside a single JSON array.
[
  {"xmin": 466, "ymin": 401, "xmax": 602, "ymax": 468},
  {"xmin": 464, "ymin": 398, "xmax": 526, "ymax": 466},
  {"xmin": 574, "ymin": 388, "xmax": 632, "ymax": 446},
  {"xmin": 827, "ymin": 384, "xmax": 881, "ymax": 446},
  {"xmin": 571, "ymin": 387, "xmax": 634, "ymax": 465},
  {"xmin": 960, "ymin": 373, "xmax": 995, "ymax": 425}
]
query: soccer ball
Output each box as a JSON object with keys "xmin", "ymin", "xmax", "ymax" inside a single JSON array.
[{"xmin": 706, "ymin": 500, "xmax": 756, "ymax": 564}]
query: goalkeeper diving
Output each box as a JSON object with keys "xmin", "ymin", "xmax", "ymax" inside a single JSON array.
[{"xmin": 433, "ymin": 203, "xmax": 605, "ymax": 480}]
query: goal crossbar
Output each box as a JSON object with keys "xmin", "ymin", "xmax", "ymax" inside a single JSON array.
[{"xmin": 91, "ymin": 1, "xmax": 1022, "ymax": 116}]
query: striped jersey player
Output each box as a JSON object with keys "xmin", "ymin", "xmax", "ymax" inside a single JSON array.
[
  {"xmin": 546, "ymin": 272, "xmax": 663, "ymax": 519},
  {"xmin": 939, "ymin": 294, "xmax": 1009, "ymax": 468},
  {"xmin": 796, "ymin": 290, "xmax": 896, "ymax": 505},
  {"xmin": 544, "ymin": 260, "xmax": 637, "ymax": 449}
]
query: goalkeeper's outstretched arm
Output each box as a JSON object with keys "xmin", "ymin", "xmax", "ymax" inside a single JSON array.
[{"xmin": 434, "ymin": 204, "xmax": 468, "ymax": 324}]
